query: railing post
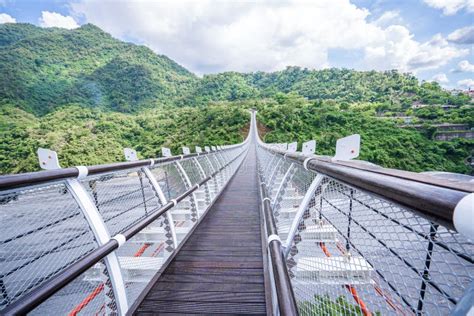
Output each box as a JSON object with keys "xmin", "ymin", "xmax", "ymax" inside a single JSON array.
[
  {"xmin": 193, "ymin": 157, "xmax": 212, "ymax": 203},
  {"xmin": 272, "ymin": 163, "xmax": 295, "ymax": 210},
  {"xmin": 143, "ymin": 167, "xmax": 178, "ymax": 251},
  {"xmin": 125, "ymin": 148, "xmax": 178, "ymax": 251},
  {"xmin": 66, "ymin": 179, "xmax": 128, "ymax": 315},
  {"xmin": 38, "ymin": 148, "xmax": 128, "ymax": 315},
  {"xmin": 175, "ymin": 160, "xmax": 200, "ymax": 221},
  {"xmin": 267, "ymin": 157, "xmax": 283, "ymax": 188},
  {"xmin": 283, "ymin": 174, "xmax": 325, "ymax": 257},
  {"xmin": 204, "ymin": 154, "xmax": 221, "ymax": 191}
]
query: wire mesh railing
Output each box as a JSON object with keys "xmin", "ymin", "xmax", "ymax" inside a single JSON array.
[
  {"xmin": 253, "ymin": 112, "xmax": 473, "ymax": 315},
  {"xmin": 0, "ymin": 140, "xmax": 249, "ymax": 315}
]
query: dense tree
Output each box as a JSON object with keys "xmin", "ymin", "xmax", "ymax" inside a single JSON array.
[{"xmin": 0, "ymin": 23, "xmax": 472, "ymax": 175}]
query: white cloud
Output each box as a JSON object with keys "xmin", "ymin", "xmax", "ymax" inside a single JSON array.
[
  {"xmin": 452, "ymin": 60, "xmax": 474, "ymax": 72},
  {"xmin": 39, "ymin": 11, "xmax": 79, "ymax": 29},
  {"xmin": 431, "ymin": 73, "xmax": 449, "ymax": 83},
  {"xmin": 447, "ymin": 26, "xmax": 474, "ymax": 44},
  {"xmin": 458, "ymin": 78, "xmax": 474, "ymax": 88},
  {"xmin": 373, "ymin": 11, "xmax": 403, "ymax": 27},
  {"xmin": 71, "ymin": 0, "xmax": 469, "ymax": 74},
  {"xmin": 423, "ymin": 0, "xmax": 474, "ymax": 15},
  {"xmin": 0, "ymin": 13, "xmax": 15, "ymax": 24}
]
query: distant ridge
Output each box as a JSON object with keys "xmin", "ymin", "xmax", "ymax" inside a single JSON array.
[{"xmin": 1, "ymin": 23, "xmax": 469, "ymax": 115}]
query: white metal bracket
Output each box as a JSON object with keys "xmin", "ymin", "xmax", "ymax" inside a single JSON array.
[
  {"xmin": 124, "ymin": 148, "xmax": 138, "ymax": 161},
  {"xmin": 162, "ymin": 147, "xmax": 172, "ymax": 157},
  {"xmin": 38, "ymin": 148, "xmax": 61, "ymax": 170},
  {"xmin": 302, "ymin": 140, "xmax": 316, "ymax": 155},
  {"xmin": 287, "ymin": 142, "xmax": 297, "ymax": 153},
  {"xmin": 333, "ymin": 134, "xmax": 360, "ymax": 161}
]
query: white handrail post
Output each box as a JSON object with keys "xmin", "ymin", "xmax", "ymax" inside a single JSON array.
[
  {"xmin": 193, "ymin": 157, "xmax": 212, "ymax": 203},
  {"xmin": 125, "ymin": 148, "xmax": 178, "ymax": 250},
  {"xmin": 175, "ymin": 160, "xmax": 200, "ymax": 221},
  {"xmin": 37, "ymin": 149, "xmax": 129, "ymax": 315},
  {"xmin": 272, "ymin": 163, "xmax": 295, "ymax": 210},
  {"xmin": 66, "ymin": 179, "xmax": 129, "ymax": 315},
  {"xmin": 283, "ymin": 174, "xmax": 325, "ymax": 258}
]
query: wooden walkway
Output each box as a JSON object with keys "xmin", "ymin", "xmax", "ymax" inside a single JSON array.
[{"xmin": 134, "ymin": 147, "xmax": 266, "ymax": 315}]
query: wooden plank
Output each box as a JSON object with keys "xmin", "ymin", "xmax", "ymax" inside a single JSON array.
[
  {"xmin": 152, "ymin": 281, "xmax": 265, "ymax": 293},
  {"xmin": 166, "ymin": 265, "xmax": 264, "ymax": 276},
  {"xmin": 137, "ymin": 301, "xmax": 267, "ymax": 314},
  {"xmin": 165, "ymin": 260, "xmax": 263, "ymax": 269},
  {"xmin": 173, "ymin": 255, "xmax": 263, "ymax": 263},
  {"xmin": 159, "ymin": 274, "xmax": 264, "ymax": 284},
  {"xmin": 145, "ymin": 290, "xmax": 265, "ymax": 303}
]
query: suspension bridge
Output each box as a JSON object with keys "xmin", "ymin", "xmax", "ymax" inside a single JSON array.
[{"xmin": 0, "ymin": 111, "xmax": 472, "ymax": 315}]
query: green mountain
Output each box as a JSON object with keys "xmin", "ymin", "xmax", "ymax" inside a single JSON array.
[
  {"xmin": 0, "ymin": 23, "xmax": 472, "ymax": 175},
  {"xmin": 0, "ymin": 23, "xmax": 197, "ymax": 114}
]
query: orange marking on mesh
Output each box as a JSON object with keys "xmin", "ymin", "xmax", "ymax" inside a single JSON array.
[
  {"xmin": 68, "ymin": 283, "xmax": 104, "ymax": 316},
  {"xmin": 134, "ymin": 243, "xmax": 151, "ymax": 257},
  {"xmin": 152, "ymin": 242, "xmax": 165, "ymax": 257},
  {"xmin": 335, "ymin": 241, "xmax": 405, "ymax": 314},
  {"xmin": 345, "ymin": 285, "xmax": 372, "ymax": 316},
  {"xmin": 319, "ymin": 242, "xmax": 371, "ymax": 316}
]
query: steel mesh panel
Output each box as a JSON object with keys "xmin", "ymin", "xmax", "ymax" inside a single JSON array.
[
  {"xmin": 150, "ymin": 162, "xmax": 189, "ymax": 199},
  {"xmin": 31, "ymin": 258, "xmax": 118, "ymax": 315},
  {"xmin": 288, "ymin": 178, "xmax": 474, "ymax": 315},
  {"xmin": 0, "ymin": 182, "xmax": 97, "ymax": 309},
  {"xmin": 273, "ymin": 166, "xmax": 316, "ymax": 243},
  {"xmin": 81, "ymin": 168, "xmax": 162, "ymax": 236},
  {"xmin": 256, "ymin": 146, "xmax": 473, "ymax": 316},
  {"xmin": 179, "ymin": 158, "xmax": 205, "ymax": 185},
  {"xmin": 195, "ymin": 156, "xmax": 213, "ymax": 176},
  {"xmin": 116, "ymin": 211, "xmax": 173, "ymax": 307}
]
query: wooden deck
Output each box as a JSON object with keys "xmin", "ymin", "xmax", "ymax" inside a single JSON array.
[{"xmin": 134, "ymin": 147, "xmax": 266, "ymax": 315}]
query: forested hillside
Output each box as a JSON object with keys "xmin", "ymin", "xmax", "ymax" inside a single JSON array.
[
  {"xmin": 0, "ymin": 23, "xmax": 197, "ymax": 114},
  {"xmin": 255, "ymin": 96, "xmax": 472, "ymax": 174},
  {"xmin": 0, "ymin": 103, "xmax": 248, "ymax": 173},
  {"xmin": 0, "ymin": 23, "xmax": 472, "ymax": 175}
]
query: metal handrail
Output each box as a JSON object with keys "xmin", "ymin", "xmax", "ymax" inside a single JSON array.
[
  {"xmin": 0, "ymin": 147, "xmax": 237, "ymax": 191},
  {"xmin": 259, "ymin": 181, "xmax": 299, "ymax": 316},
  {"xmin": 1, "ymin": 145, "xmax": 248, "ymax": 315},
  {"xmin": 252, "ymin": 113, "xmax": 473, "ymax": 232}
]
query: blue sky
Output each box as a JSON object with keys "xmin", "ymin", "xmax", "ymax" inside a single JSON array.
[{"xmin": 1, "ymin": 0, "xmax": 473, "ymax": 89}]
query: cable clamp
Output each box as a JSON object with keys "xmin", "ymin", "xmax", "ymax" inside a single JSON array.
[
  {"xmin": 303, "ymin": 157, "xmax": 315, "ymax": 170},
  {"xmin": 267, "ymin": 234, "xmax": 281, "ymax": 245},
  {"xmin": 180, "ymin": 155, "xmax": 184, "ymax": 160},
  {"xmin": 111, "ymin": 234, "xmax": 126, "ymax": 247},
  {"xmin": 262, "ymin": 197, "xmax": 271, "ymax": 203},
  {"xmin": 75, "ymin": 166, "xmax": 88, "ymax": 179},
  {"xmin": 170, "ymin": 199, "xmax": 177, "ymax": 207},
  {"xmin": 149, "ymin": 159, "xmax": 155, "ymax": 167}
]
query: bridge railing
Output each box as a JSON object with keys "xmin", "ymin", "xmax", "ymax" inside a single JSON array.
[
  {"xmin": 0, "ymin": 140, "xmax": 249, "ymax": 315},
  {"xmin": 253, "ymin": 114, "xmax": 473, "ymax": 315}
]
